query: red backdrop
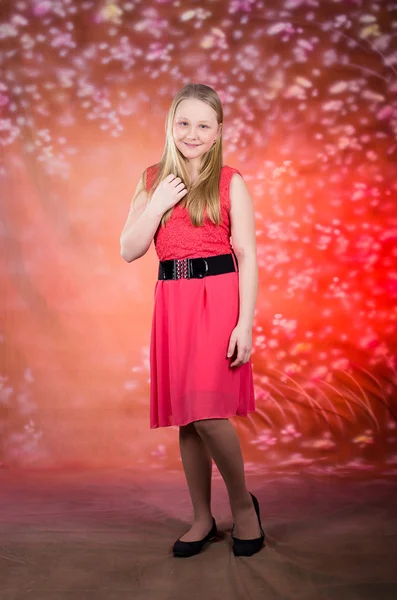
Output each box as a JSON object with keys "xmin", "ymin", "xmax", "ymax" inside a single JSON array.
[{"xmin": 1, "ymin": 0, "xmax": 396, "ymax": 473}]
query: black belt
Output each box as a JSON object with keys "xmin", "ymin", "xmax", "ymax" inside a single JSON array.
[{"xmin": 158, "ymin": 252, "xmax": 238, "ymax": 280}]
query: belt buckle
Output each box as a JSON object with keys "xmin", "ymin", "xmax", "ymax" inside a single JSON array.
[
  {"xmin": 174, "ymin": 257, "xmax": 210, "ymax": 279},
  {"xmin": 174, "ymin": 258, "xmax": 190, "ymax": 279}
]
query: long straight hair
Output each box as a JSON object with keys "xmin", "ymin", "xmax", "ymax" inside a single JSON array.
[{"xmin": 146, "ymin": 83, "xmax": 224, "ymax": 228}]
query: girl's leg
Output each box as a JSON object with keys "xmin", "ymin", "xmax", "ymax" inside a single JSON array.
[
  {"xmin": 178, "ymin": 422, "xmax": 214, "ymax": 542},
  {"xmin": 193, "ymin": 418, "xmax": 262, "ymax": 540}
]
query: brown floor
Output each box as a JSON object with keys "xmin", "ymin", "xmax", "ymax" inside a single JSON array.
[{"xmin": 0, "ymin": 468, "xmax": 396, "ymax": 600}]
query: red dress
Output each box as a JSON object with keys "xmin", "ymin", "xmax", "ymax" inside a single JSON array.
[{"xmin": 146, "ymin": 164, "xmax": 255, "ymax": 428}]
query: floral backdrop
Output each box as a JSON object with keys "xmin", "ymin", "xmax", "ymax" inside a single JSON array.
[{"xmin": 1, "ymin": 0, "xmax": 397, "ymax": 473}]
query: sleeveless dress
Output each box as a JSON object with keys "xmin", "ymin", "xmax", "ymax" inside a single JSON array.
[{"xmin": 146, "ymin": 164, "xmax": 256, "ymax": 428}]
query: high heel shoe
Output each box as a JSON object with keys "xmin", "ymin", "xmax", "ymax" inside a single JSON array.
[
  {"xmin": 231, "ymin": 492, "xmax": 265, "ymax": 557},
  {"xmin": 173, "ymin": 517, "xmax": 217, "ymax": 557}
]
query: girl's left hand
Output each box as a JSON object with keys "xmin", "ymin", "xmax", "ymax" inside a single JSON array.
[{"xmin": 227, "ymin": 323, "xmax": 252, "ymax": 368}]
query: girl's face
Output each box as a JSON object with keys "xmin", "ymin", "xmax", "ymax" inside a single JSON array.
[{"xmin": 173, "ymin": 98, "xmax": 222, "ymax": 160}]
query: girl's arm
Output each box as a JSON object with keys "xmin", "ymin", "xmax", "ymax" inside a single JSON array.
[
  {"xmin": 229, "ymin": 173, "xmax": 258, "ymax": 330},
  {"xmin": 120, "ymin": 172, "xmax": 165, "ymax": 263}
]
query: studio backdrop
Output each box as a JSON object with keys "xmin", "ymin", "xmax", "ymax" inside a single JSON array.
[{"xmin": 1, "ymin": 0, "xmax": 396, "ymax": 473}]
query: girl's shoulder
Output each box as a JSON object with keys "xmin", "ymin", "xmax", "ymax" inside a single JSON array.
[
  {"xmin": 220, "ymin": 166, "xmax": 244, "ymax": 210},
  {"xmin": 221, "ymin": 164, "xmax": 244, "ymax": 179},
  {"xmin": 221, "ymin": 165, "xmax": 244, "ymax": 190}
]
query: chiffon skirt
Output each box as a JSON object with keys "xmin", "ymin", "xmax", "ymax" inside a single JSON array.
[{"xmin": 149, "ymin": 270, "xmax": 255, "ymax": 428}]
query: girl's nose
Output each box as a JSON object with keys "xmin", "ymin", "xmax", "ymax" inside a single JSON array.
[{"xmin": 187, "ymin": 128, "xmax": 199, "ymax": 138}]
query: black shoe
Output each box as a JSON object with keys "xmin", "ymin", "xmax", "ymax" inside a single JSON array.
[
  {"xmin": 173, "ymin": 517, "xmax": 217, "ymax": 557},
  {"xmin": 231, "ymin": 492, "xmax": 265, "ymax": 557}
]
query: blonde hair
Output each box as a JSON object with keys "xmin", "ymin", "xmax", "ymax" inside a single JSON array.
[{"xmin": 146, "ymin": 83, "xmax": 224, "ymax": 227}]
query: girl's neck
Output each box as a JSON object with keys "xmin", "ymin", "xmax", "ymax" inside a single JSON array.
[{"xmin": 185, "ymin": 158, "xmax": 200, "ymax": 183}]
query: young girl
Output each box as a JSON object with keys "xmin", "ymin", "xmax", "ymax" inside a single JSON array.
[{"xmin": 120, "ymin": 83, "xmax": 265, "ymax": 558}]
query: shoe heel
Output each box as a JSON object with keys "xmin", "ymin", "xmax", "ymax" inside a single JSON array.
[
  {"xmin": 231, "ymin": 492, "xmax": 265, "ymax": 557},
  {"xmin": 250, "ymin": 492, "xmax": 264, "ymax": 530}
]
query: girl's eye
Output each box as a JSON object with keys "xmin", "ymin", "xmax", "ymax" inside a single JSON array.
[{"xmin": 178, "ymin": 122, "xmax": 208, "ymax": 128}]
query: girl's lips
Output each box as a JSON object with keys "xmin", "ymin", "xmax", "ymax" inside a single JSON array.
[{"xmin": 184, "ymin": 142, "xmax": 200, "ymax": 148}]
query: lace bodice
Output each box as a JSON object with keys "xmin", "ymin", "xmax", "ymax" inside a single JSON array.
[{"xmin": 144, "ymin": 164, "xmax": 242, "ymax": 261}]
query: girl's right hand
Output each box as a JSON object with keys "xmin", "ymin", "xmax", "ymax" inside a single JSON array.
[{"xmin": 151, "ymin": 174, "xmax": 188, "ymax": 213}]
